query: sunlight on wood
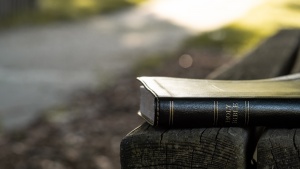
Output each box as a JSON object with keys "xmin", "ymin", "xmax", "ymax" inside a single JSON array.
[
  {"xmin": 73, "ymin": 0, "xmax": 97, "ymax": 9},
  {"xmin": 234, "ymin": 0, "xmax": 300, "ymax": 35},
  {"xmin": 182, "ymin": 0, "xmax": 300, "ymax": 58},
  {"xmin": 143, "ymin": 0, "xmax": 263, "ymax": 32}
]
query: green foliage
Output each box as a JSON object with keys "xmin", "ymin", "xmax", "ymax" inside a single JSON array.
[
  {"xmin": 0, "ymin": 0, "xmax": 146, "ymax": 29},
  {"xmin": 44, "ymin": 106, "xmax": 74, "ymax": 124},
  {"xmin": 38, "ymin": 0, "xmax": 134, "ymax": 18},
  {"xmin": 183, "ymin": 26, "xmax": 261, "ymax": 55},
  {"xmin": 183, "ymin": 0, "xmax": 300, "ymax": 57},
  {"xmin": 132, "ymin": 54, "xmax": 169, "ymax": 76}
]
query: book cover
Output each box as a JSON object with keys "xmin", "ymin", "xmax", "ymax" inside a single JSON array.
[{"xmin": 138, "ymin": 76, "xmax": 300, "ymax": 127}]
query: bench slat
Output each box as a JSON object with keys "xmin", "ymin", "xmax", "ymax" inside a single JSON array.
[
  {"xmin": 121, "ymin": 123, "xmax": 249, "ymax": 168},
  {"xmin": 209, "ymin": 29, "xmax": 300, "ymax": 80},
  {"xmin": 121, "ymin": 29, "xmax": 300, "ymax": 169},
  {"xmin": 258, "ymin": 128, "xmax": 300, "ymax": 168},
  {"xmin": 257, "ymin": 45, "xmax": 300, "ymax": 168}
]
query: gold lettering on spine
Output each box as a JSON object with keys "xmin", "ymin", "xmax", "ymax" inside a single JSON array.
[
  {"xmin": 225, "ymin": 102, "xmax": 239, "ymax": 124},
  {"xmin": 169, "ymin": 101, "xmax": 171, "ymax": 126},
  {"xmin": 225, "ymin": 104, "xmax": 231, "ymax": 123},
  {"xmin": 172, "ymin": 101, "xmax": 174, "ymax": 126},
  {"xmin": 169, "ymin": 101, "xmax": 174, "ymax": 126},
  {"xmin": 216, "ymin": 101, "xmax": 219, "ymax": 126},
  {"xmin": 213, "ymin": 101, "xmax": 219, "ymax": 126},
  {"xmin": 247, "ymin": 101, "xmax": 250, "ymax": 125},
  {"xmin": 244, "ymin": 101, "xmax": 247, "ymax": 126},
  {"xmin": 232, "ymin": 103, "xmax": 238, "ymax": 124},
  {"xmin": 213, "ymin": 101, "xmax": 216, "ymax": 126},
  {"xmin": 244, "ymin": 101, "xmax": 250, "ymax": 125}
]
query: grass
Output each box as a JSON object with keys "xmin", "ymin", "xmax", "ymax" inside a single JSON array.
[
  {"xmin": 37, "ymin": 0, "xmax": 145, "ymax": 18},
  {"xmin": 182, "ymin": 0, "xmax": 300, "ymax": 57},
  {"xmin": 131, "ymin": 0, "xmax": 300, "ymax": 76},
  {"xmin": 132, "ymin": 53, "xmax": 171, "ymax": 76},
  {"xmin": 183, "ymin": 26, "xmax": 260, "ymax": 55},
  {"xmin": 0, "ymin": 0, "xmax": 146, "ymax": 29}
]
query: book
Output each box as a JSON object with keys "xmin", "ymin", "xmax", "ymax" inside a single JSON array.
[{"xmin": 137, "ymin": 75, "xmax": 300, "ymax": 127}]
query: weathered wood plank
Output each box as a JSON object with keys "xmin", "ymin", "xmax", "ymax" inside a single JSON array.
[
  {"xmin": 120, "ymin": 29, "xmax": 300, "ymax": 169},
  {"xmin": 121, "ymin": 123, "xmax": 250, "ymax": 168},
  {"xmin": 291, "ymin": 47, "xmax": 300, "ymax": 73},
  {"xmin": 257, "ymin": 128, "xmax": 300, "ymax": 169},
  {"xmin": 208, "ymin": 29, "xmax": 300, "ymax": 80},
  {"xmin": 257, "ymin": 47, "xmax": 300, "ymax": 168}
]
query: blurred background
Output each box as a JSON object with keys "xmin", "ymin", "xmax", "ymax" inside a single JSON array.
[{"xmin": 0, "ymin": 0, "xmax": 300, "ymax": 168}]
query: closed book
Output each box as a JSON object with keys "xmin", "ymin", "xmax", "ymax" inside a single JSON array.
[{"xmin": 137, "ymin": 76, "xmax": 300, "ymax": 127}]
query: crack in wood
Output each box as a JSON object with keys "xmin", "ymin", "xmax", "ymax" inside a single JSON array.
[{"xmin": 293, "ymin": 129, "xmax": 300, "ymax": 164}]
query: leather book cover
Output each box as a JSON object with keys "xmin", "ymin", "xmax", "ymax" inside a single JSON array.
[{"xmin": 138, "ymin": 75, "xmax": 300, "ymax": 127}]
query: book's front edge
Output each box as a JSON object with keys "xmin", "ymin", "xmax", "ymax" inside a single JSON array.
[
  {"xmin": 139, "ymin": 85, "xmax": 158, "ymax": 126},
  {"xmin": 137, "ymin": 77, "xmax": 171, "ymax": 97},
  {"xmin": 137, "ymin": 111, "xmax": 154, "ymax": 125},
  {"xmin": 137, "ymin": 77, "xmax": 177, "ymax": 127}
]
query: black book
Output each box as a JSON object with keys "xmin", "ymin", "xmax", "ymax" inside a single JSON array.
[{"xmin": 137, "ymin": 75, "xmax": 300, "ymax": 127}]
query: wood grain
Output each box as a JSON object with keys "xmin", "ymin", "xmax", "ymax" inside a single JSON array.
[{"xmin": 121, "ymin": 29, "xmax": 300, "ymax": 169}]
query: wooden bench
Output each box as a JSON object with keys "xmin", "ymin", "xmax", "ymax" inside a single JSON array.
[{"xmin": 120, "ymin": 29, "xmax": 300, "ymax": 168}]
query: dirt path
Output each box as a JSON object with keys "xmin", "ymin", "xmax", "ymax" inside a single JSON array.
[
  {"xmin": 0, "ymin": 0, "xmax": 260, "ymax": 130},
  {"xmin": 0, "ymin": 7, "xmax": 190, "ymax": 130}
]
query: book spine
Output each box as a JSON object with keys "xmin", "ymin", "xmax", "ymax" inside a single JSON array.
[{"xmin": 157, "ymin": 98, "xmax": 300, "ymax": 127}]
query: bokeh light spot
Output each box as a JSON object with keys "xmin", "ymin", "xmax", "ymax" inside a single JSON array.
[{"xmin": 178, "ymin": 54, "xmax": 193, "ymax": 68}]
